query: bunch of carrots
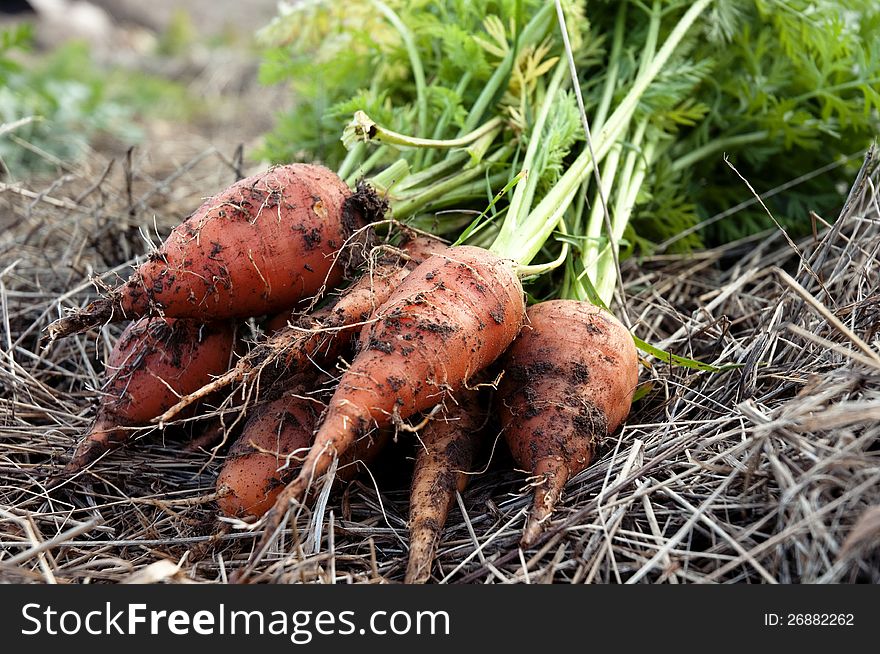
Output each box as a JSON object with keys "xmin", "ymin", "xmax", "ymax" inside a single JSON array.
[{"xmin": 47, "ymin": 1, "xmax": 731, "ymax": 582}]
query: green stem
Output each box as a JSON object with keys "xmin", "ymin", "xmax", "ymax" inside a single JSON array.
[
  {"xmin": 561, "ymin": 180, "xmax": 590, "ymax": 300},
  {"xmin": 592, "ymin": 2, "xmax": 628, "ymax": 133},
  {"xmin": 405, "ymin": 172, "xmax": 510, "ymax": 213},
  {"xmin": 514, "ymin": 185, "xmax": 579, "ymax": 270},
  {"xmin": 490, "ymin": 0, "xmax": 712, "ymax": 267},
  {"xmin": 390, "ymin": 145, "xmax": 514, "ymax": 219},
  {"xmin": 457, "ymin": 2, "xmax": 555, "ymax": 135},
  {"xmin": 791, "ymin": 78, "xmax": 880, "ymax": 104},
  {"xmin": 517, "ymin": 221, "xmax": 570, "ymax": 277},
  {"xmin": 345, "ymin": 145, "xmax": 391, "ymax": 187},
  {"xmin": 494, "ymin": 59, "xmax": 569, "ymax": 249},
  {"xmin": 580, "ymin": 0, "xmax": 659, "ymax": 292},
  {"xmin": 366, "ymin": 158, "xmax": 411, "ymax": 195},
  {"xmin": 337, "ymin": 141, "xmax": 365, "ymax": 180},
  {"xmin": 580, "ymin": 141, "xmax": 624, "ymax": 278},
  {"xmin": 591, "ymin": 0, "xmax": 710, "ymax": 179},
  {"xmin": 394, "ymin": 151, "xmax": 471, "ymax": 193},
  {"xmin": 466, "ymin": 127, "xmax": 503, "ymax": 165},
  {"xmin": 670, "ymin": 130, "xmax": 769, "ymax": 172},
  {"xmin": 344, "ymin": 111, "xmax": 503, "ymax": 150},
  {"xmin": 371, "ymin": 0, "xmax": 427, "ymax": 141},
  {"xmin": 578, "ymin": 0, "xmax": 662, "ymax": 304},
  {"xmin": 593, "ymin": 120, "xmax": 652, "ymax": 304},
  {"xmin": 454, "ymin": 171, "xmax": 525, "ymax": 246},
  {"xmin": 467, "ymin": 222, "xmax": 502, "ymax": 250},
  {"xmin": 405, "ymin": 211, "xmax": 476, "ymax": 236},
  {"xmin": 423, "ymin": 73, "xmax": 473, "ymax": 168},
  {"xmin": 638, "ymin": 0, "xmax": 662, "ymax": 77}
]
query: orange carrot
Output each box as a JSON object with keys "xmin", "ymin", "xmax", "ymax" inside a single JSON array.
[
  {"xmin": 405, "ymin": 388, "xmax": 484, "ymax": 583},
  {"xmin": 57, "ymin": 317, "xmax": 237, "ymax": 478},
  {"xmin": 217, "ymin": 377, "xmax": 389, "ymax": 520},
  {"xmin": 48, "ymin": 164, "xmax": 380, "ymax": 339},
  {"xmin": 495, "ymin": 300, "xmax": 639, "ymax": 546},
  {"xmin": 156, "ymin": 232, "xmax": 448, "ymax": 425},
  {"xmin": 234, "ymin": 246, "xmax": 524, "ymax": 582}
]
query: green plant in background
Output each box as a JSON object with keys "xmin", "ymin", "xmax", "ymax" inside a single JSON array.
[
  {"xmin": 637, "ymin": 0, "xmax": 880, "ymax": 249},
  {"xmin": 0, "ymin": 23, "xmax": 198, "ymax": 177},
  {"xmin": 256, "ymin": 0, "xmax": 589, "ymax": 170},
  {"xmin": 156, "ymin": 8, "xmax": 197, "ymax": 57},
  {"xmin": 0, "ymin": 24, "xmax": 131, "ymax": 173}
]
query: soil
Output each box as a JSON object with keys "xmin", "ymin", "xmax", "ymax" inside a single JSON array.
[
  {"xmin": 88, "ymin": 0, "xmax": 280, "ymax": 36},
  {"xmin": 5, "ymin": 0, "xmax": 288, "ymax": 164}
]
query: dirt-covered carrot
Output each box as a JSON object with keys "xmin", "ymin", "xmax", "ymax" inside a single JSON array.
[
  {"xmin": 495, "ymin": 300, "xmax": 638, "ymax": 546},
  {"xmin": 156, "ymin": 232, "xmax": 448, "ymax": 424},
  {"xmin": 405, "ymin": 388, "xmax": 484, "ymax": 584},
  {"xmin": 262, "ymin": 230, "xmax": 448, "ymax": 336},
  {"xmin": 235, "ymin": 246, "xmax": 524, "ymax": 579},
  {"xmin": 217, "ymin": 376, "xmax": 388, "ymax": 520},
  {"xmin": 57, "ymin": 317, "xmax": 237, "ymax": 478},
  {"xmin": 47, "ymin": 164, "xmax": 380, "ymax": 339},
  {"xmin": 216, "ymin": 379, "xmax": 320, "ymax": 520},
  {"xmin": 230, "ymin": 2, "xmax": 710, "ymax": 578}
]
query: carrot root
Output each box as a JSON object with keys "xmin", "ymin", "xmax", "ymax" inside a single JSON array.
[
  {"xmin": 158, "ymin": 367, "xmax": 242, "ymax": 425},
  {"xmin": 406, "ymin": 521, "xmax": 443, "ymax": 584},
  {"xmin": 404, "ymin": 390, "xmax": 483, "ymax": 584},
  {"xmin": 521, "ymin": 457, "xmax": 570, "ymax": 548},
  {"xmin": 496, "ymin": 300, "xmax": 639, "ymax": 548},
  {"xmin": 50, "ymin": 418, "xmax": 128, "ymax": 485},
  {"xmin": 46, "ymin": 297, "xmax": 117, "ymax": 341},
  {"xmin": 159, "ymin": 235, "xmax": 447, "ymax": 425},
  {"xmin": 236, "ymin": 246, "xmax": 524, "ymax": 580}
]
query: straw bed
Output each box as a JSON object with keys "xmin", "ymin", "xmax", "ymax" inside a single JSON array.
[{"xmin": 1, "ymin": 145, "xmax": 878, "ymax": 584}]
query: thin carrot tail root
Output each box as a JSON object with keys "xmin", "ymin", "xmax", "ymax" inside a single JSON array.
[
  {"xmin": 237, "ymin": 476, "xmax": 310, "ymax": 582},
  {"xmin": 157, "ymin": 367, "xmax": 242, "ymax": 425},
  {"xmin": 52, "ymin": 420, "xmax": 127, "ymax": 484},
  {"xmin": 184, "ymin": 419, "xmax": 227, "ymax": 453},
  {"xmin": 46, "ymin": 297, "xmax": 117, "ymax": 341},
  {"xmin": 521, "ymin": 457, "xmax": 570, "ymax": 548},
  {"xmin": 290, "ymin": 403, "xmax": 370, "ymax": 492},
  {"xmin": 405, "ymin": 520, "xmax": 442, "ymax": 584}
]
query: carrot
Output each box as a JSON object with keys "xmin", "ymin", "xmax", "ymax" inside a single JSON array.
[
  {"xmin": 281, "ymin": 245, "xmax": 522, "ymax": 499},
  {"xmin": 216, "ymin": 379, "xmax": 320, "ymax": 520},
  {"xmin": 262, "ymin": 231, "xmax": 448, "ymax": 337},
  {"xmin": 495, "ymin": 300, "xmax": 639, "ymax": 546},
  {"xmin": 217, "ymin": 376, "xmax": 388, "ymax": 520},
  {"xmin": 184, "ymin": 416, "xmax": 238, "ymax": 454},
  {"xmin": 56, "ymin": 317, "xmax": 237, "ymax": 479},
  {"xmin": 156, "ymin": 232, "xmax": 448, "ymax": 425},
  {"xmin": 405, "ymin": 388, "xmax": 484, "ymax": 584},
  {"xmin": 234, "ymin": 246, "xmax": 524, "ymax": 581},
  {"xmin": 47, "ymin": 164, "xmax": 381, "ymax": 339}
]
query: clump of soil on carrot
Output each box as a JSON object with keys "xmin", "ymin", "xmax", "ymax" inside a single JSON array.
[{"xmin": 1, "ymin": 147, "xmax": 879, "ymax": 584}]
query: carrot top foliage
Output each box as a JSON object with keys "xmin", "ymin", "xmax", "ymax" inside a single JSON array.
[
  {"xmin": 257, "ymin": 0, "xmax": 879, "ymax": 266},
  {"xmin": 256, "ymin": 0, "xmax": 585, "ymax": 170}
]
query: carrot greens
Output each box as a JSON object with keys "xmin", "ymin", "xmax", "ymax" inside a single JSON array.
[{"xmin": 258, "ymin": 0, "xmax": 879, "ymax": 298}]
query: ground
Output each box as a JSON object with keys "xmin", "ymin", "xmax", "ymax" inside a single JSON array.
[
  {"xmin": 1, "ymin": 145, "xmax": 878, "ymax": 583},
  {"xmin": 1, "ymin": 3, "xmax": 879, "ymax": 584},
  {"xmin": 4, "ymin": 0, "xmax": 286, "ymax": 168},
  {"xmin": 88, "ymin": 0, "xmax": 281, "ymax": 36}
]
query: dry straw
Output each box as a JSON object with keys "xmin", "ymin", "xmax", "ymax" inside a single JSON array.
[{"xmin": 1, "ymin": 141, "xmax": 878, "ymax": 583}]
